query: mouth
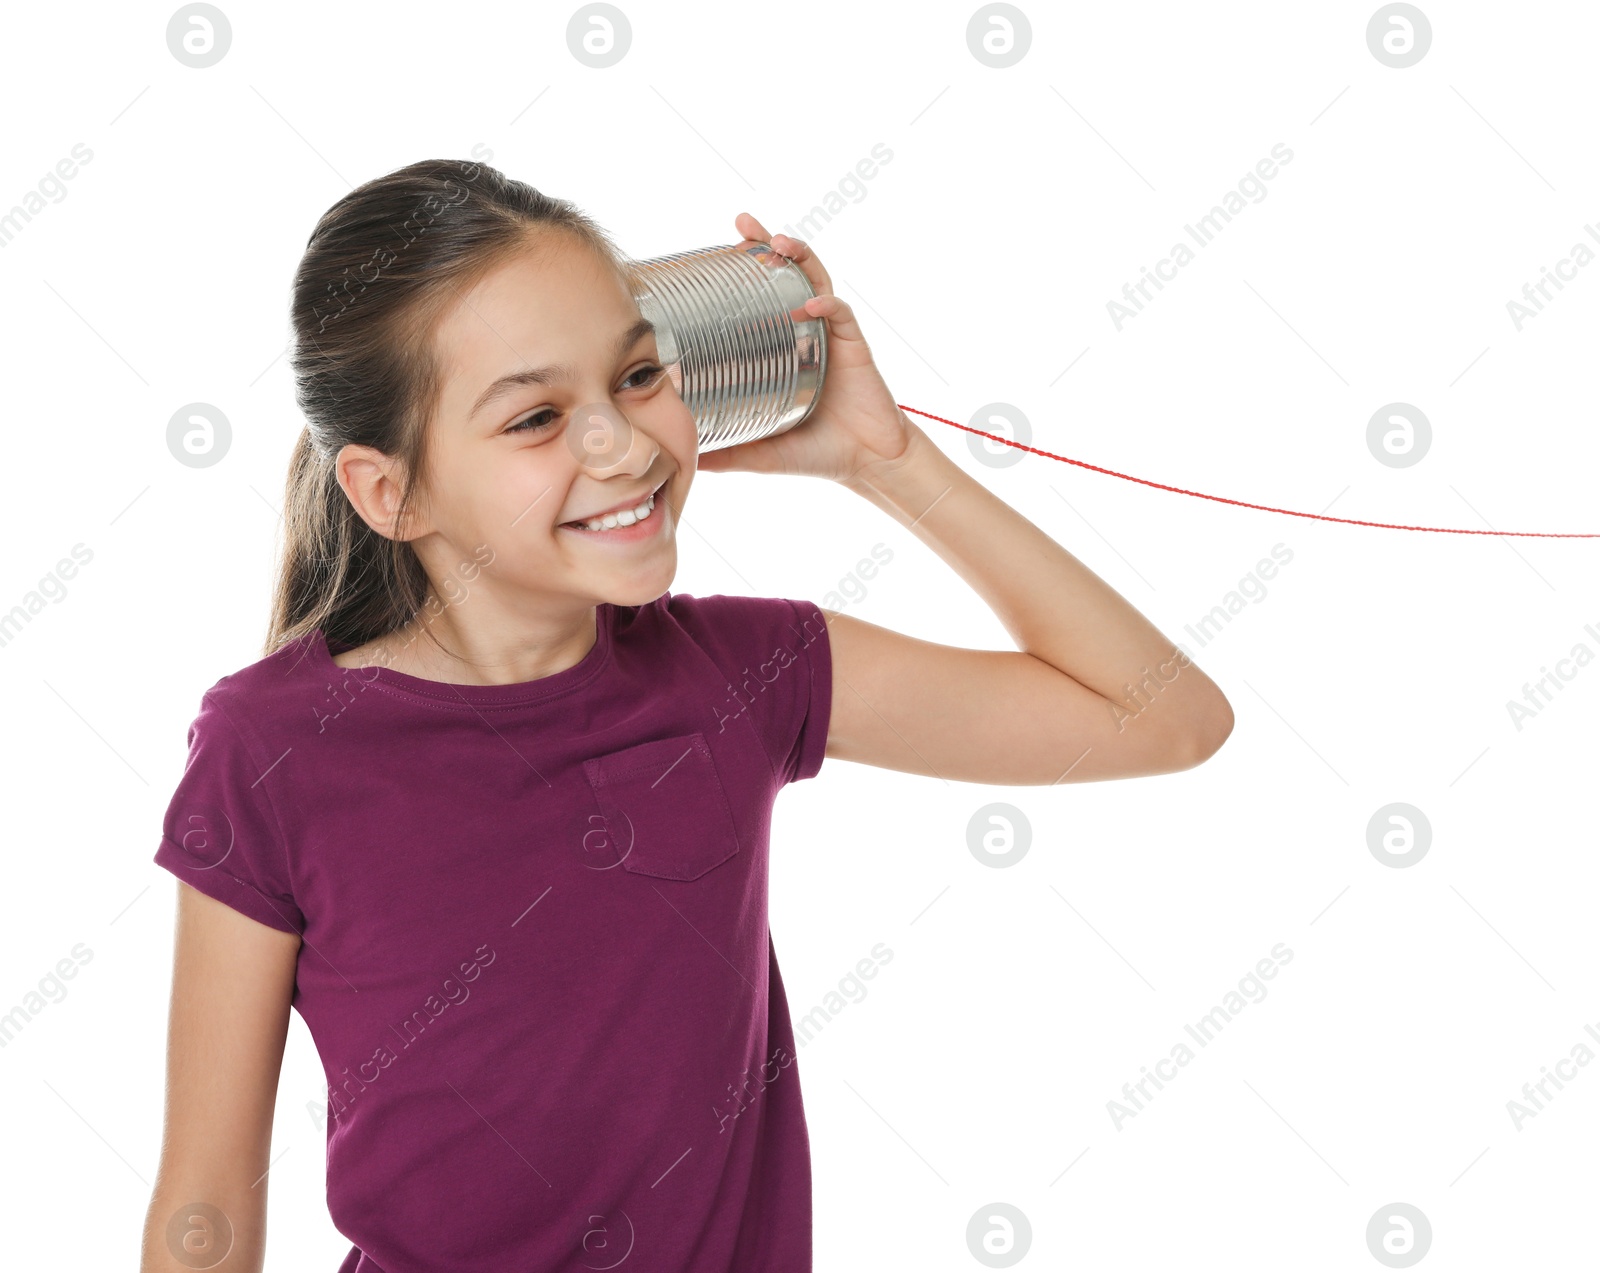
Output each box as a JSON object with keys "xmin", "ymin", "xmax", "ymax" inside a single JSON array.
[{"xmin": 558, "ymin": 478, "xmax": 671, "ymax": 540}]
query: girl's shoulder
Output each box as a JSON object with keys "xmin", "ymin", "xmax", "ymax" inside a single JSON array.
[
  {"xmin": 648, "ymin": 591, "xmax": 833, "ymax": 785},
  {"xmin": 192, "ymin": 629, "xmax": 337, "ymax": 731},
  {"xmin": 651, "ymin": 590, "xmax": 828, "ymax": 658}
]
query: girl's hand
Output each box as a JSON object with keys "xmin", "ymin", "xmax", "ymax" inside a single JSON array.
[{"xmin": 692, "ymin": 213, "xmax": 922, "ymax": 486}]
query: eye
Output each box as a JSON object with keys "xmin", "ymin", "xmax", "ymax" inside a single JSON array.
[
  {"xmin": 623, "ymin": 363, "xmax": 666, "ymax": 390},
  {"xmin": 506, "ymin": 409, "xmax": 559, "ymax": 435},
  {"xmin": 504, "ymin": 365, "xmax": 666, "ymax": 436}
]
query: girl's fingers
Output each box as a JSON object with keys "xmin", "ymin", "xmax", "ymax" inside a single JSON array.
[
  {"xmin": 733, "ymin": 215, "xmax": 834, "ymax": 294},
  {"xmin": 802, "ymin": 293, "xmax": 866, "ymax": 344},
  {"xmin": 736, "ymin": 215, "xmax": 839, "ymax": 322},
  {"xmin": 735, "ymin": 211, "xmax": 770, "ymax": 242},
  {"xmin": 769, "ymin": 232, "xmax": 833, "ymax": 295}
]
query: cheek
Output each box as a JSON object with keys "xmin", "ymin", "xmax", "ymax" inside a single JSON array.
[
  {"xmin": 442, "ymin": 446, "xmax": 564, "ymax": 541},
  {"xmin": 504, "ymin": 459, "xmax": 569, "ymax": 535},
  {"xmin": 656, "ymin": 398, "xmax": 699, "ymax": 467}
]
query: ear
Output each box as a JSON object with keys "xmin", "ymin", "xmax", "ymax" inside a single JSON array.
[{"xmin": 335, "ymin": 443, "xmax": 428, "ymax": 542}]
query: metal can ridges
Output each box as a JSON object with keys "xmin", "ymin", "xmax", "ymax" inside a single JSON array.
[{"xmin": 628, "ymin": 243, "xmax": 827, "ymax": 452}]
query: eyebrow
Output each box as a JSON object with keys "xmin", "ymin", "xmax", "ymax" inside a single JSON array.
[{"xmin": 470, "ymin": 316, "xmax": 658, "ymax": 420}]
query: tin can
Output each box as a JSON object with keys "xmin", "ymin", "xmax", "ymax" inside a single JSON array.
[{"xmin": 627, "ymin": 242, "xmax": 828, "ymax": 452}]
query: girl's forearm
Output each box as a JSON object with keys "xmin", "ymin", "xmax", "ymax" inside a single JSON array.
[{"xmin": 841, "ymin": 415, "xmax": 1232, "ymax": 737}]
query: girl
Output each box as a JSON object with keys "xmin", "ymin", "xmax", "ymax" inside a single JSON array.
[{"xmin": 142, "ymin": 158, "xmax": 1232, "ymax": 1273}]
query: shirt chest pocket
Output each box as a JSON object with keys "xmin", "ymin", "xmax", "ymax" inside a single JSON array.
[{"xmin": 582, "ymin": 732, "xmax": 742, "ymax": 881}]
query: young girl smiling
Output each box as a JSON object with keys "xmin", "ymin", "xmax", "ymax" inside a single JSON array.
[{"xmin": 143, "ymin": 158, "xmax": 1233, "ymax": 1273}]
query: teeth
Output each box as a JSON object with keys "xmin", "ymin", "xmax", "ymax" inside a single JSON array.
[{"xmin": 571, "ymin": 489, "xmax": 657, "ymax": 532}]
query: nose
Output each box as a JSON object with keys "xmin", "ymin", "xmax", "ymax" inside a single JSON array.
[{"xmin": 567, "ymin": 400, "xmax": 659, "ymax": 480}]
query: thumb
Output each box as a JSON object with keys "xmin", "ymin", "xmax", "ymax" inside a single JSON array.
[{"xmin": 696, "ymin": 435, "xmax": 791, "ymax": 475}]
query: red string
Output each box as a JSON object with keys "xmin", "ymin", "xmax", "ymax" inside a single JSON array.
[{"xmin": 901, "ymin": 405, "xmax": 1598, "ymax": 539}]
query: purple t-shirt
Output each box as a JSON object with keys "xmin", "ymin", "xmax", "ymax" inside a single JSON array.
[{"xmin": 153, "ymin": 591, "xmax": 832, "ymax": 1273}]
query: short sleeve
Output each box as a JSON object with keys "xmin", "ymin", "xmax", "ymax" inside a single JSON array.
[
  {"xmin": 776, "ymin": 598, "xmax": 833, "ymax": 784},
  {"xmin": 670, "ymin": 592, "xmax": 833, "ymax": 785},
  {"xmin": 153, "ymin": 690, "xmax": 306, "ymax": 934}
]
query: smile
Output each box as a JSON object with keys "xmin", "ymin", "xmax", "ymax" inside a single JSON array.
[{"xmin": 559, "ymin": 479, "xmax": 669, "ymax": 539}]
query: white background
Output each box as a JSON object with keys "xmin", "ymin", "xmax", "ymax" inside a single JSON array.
[{"xmin": 1, "ymin": 0, "xmax": 1596, "ymax": 1268}]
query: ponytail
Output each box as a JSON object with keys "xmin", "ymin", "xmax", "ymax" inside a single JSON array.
[{"xmin": 265, "ymin": 426, "xmax": 429, "ymax": 655}]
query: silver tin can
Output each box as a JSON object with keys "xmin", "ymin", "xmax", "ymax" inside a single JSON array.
[{"xmin": 627, "ymin": 242, "xmax": 828, "ymax": 452}]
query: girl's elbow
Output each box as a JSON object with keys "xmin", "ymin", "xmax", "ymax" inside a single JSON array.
[{"xmin": 1178, "ymin": 695, "xmax": 1235, "ymax": 768}]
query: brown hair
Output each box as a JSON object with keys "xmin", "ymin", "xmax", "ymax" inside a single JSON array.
[{"xmin": 266, "ymin": 157, "xmax": 633, "ymax": 656}]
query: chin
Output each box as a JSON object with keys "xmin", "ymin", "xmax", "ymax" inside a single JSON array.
[{"xmin": 599, "ymin": 559, "xmax": 677, "ymax": 609}]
